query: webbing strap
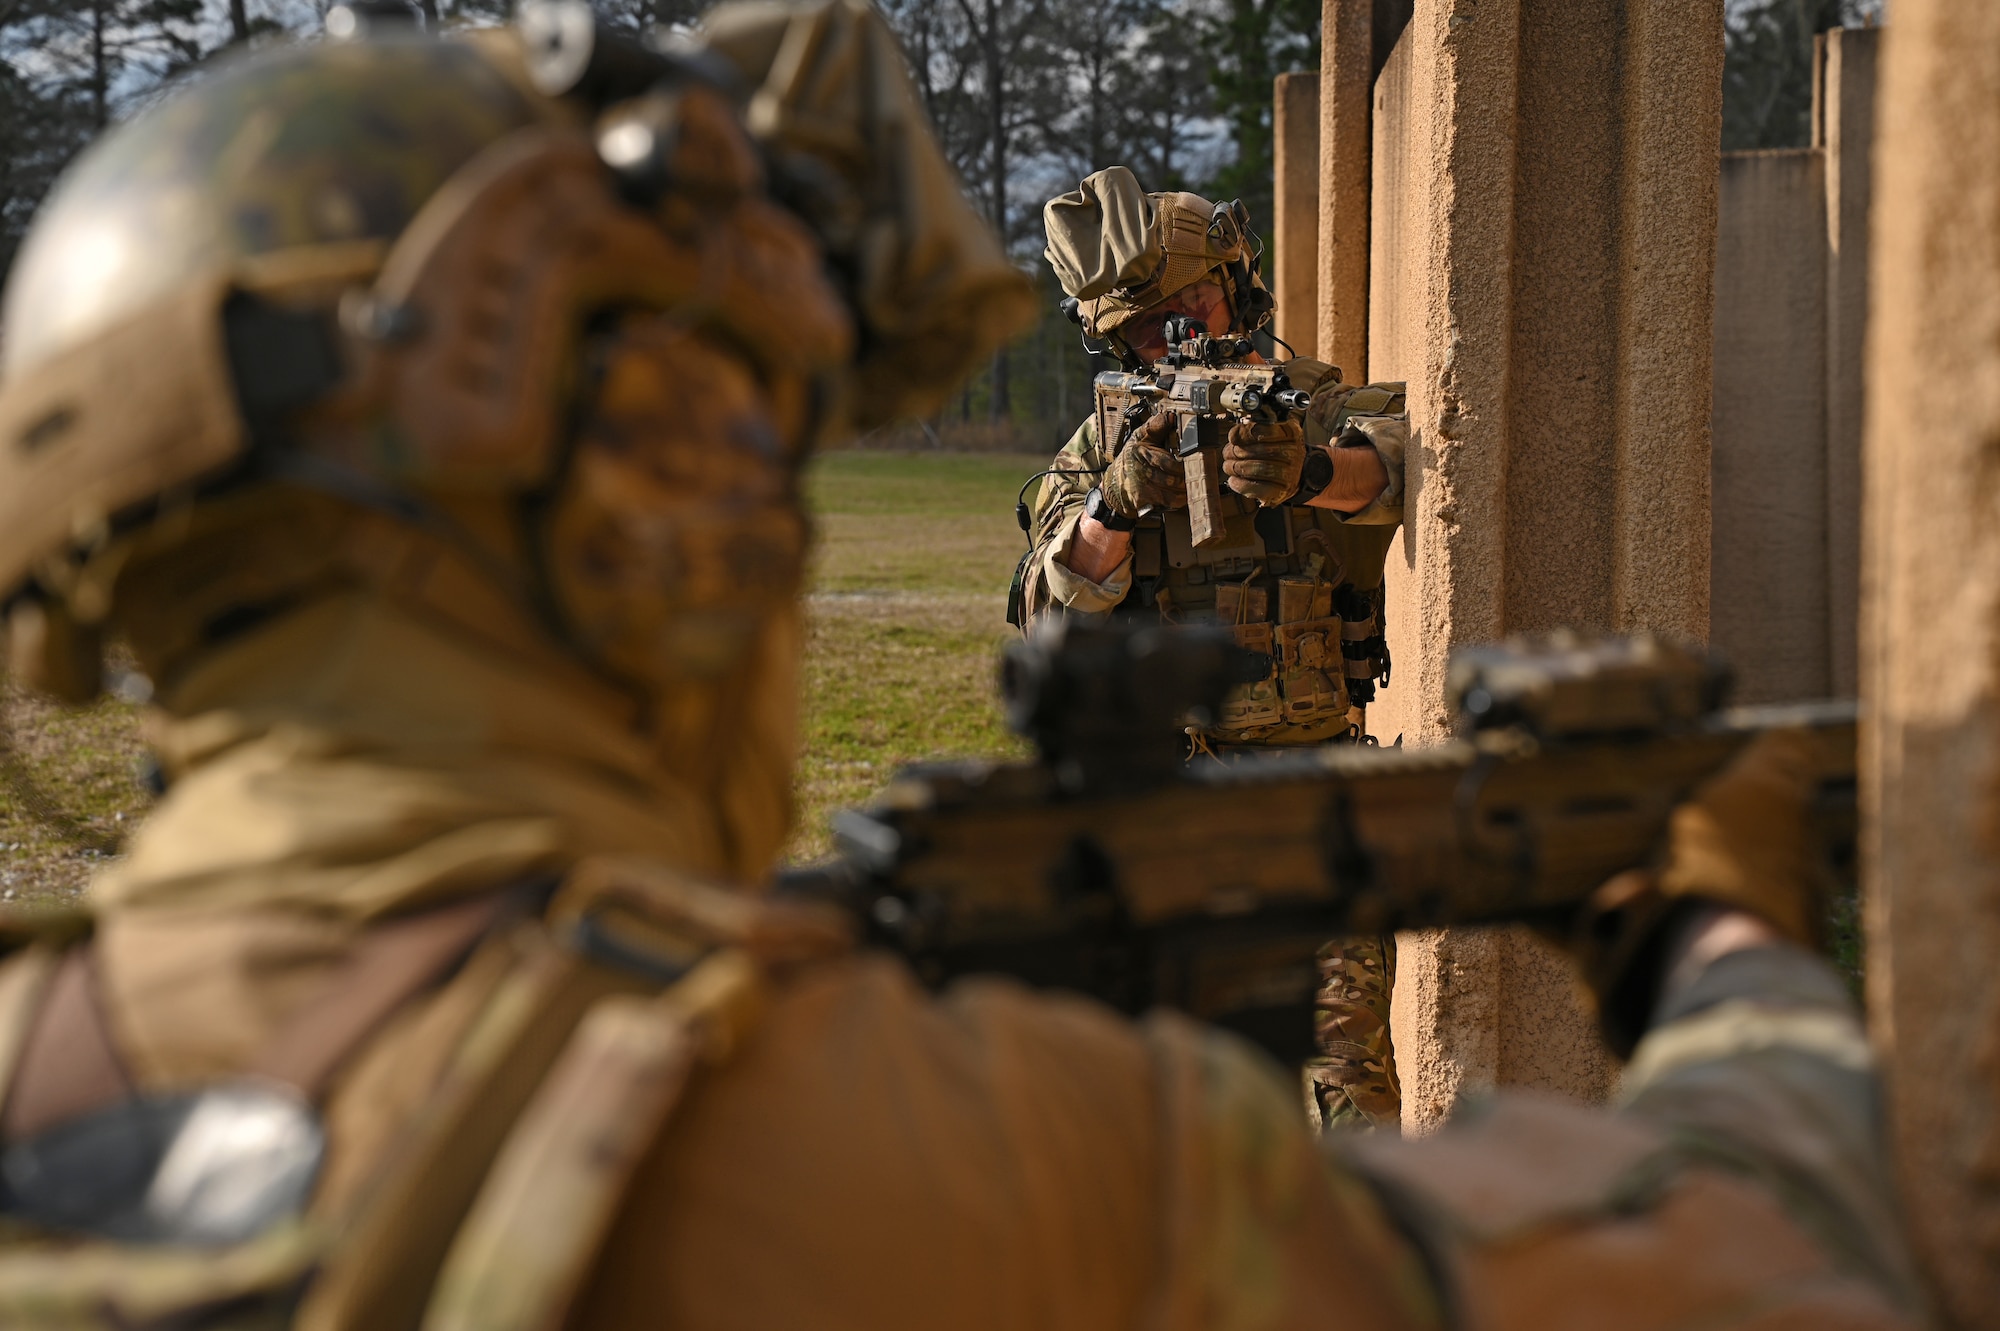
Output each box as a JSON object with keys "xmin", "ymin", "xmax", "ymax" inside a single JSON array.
[
  {"xmin": 252, "ymin": 894, "xmax": 508, "ymax": 1099},
  {"xmin": 421, "ymin": 950, "xmax": 763, "ymax": 1331},
  {"xmin": 0, "ymin": 948, "xmax": 134, "ymax": 1143},
  {"xmin": 0, "ymin": 893, "xmax": 508, "ymax": 1146}
]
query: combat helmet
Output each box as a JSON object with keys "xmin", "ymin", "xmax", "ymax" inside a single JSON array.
[
  {"xmin": 1042, "ymin": 165, "xmax": 1275, "ymax": 346},
  {"xmin": 0, "ymin": 0, "xmax": 1030, "ymax": 705}
]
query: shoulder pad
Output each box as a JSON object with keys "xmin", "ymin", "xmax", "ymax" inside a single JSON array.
[
  {"xmin": 1341, "ymin": 383, "xmax": 1406, "ymax": 417},
  {"xmin": 1281, "ymin": 357, "xmax": 1340, "ymax": 394}
]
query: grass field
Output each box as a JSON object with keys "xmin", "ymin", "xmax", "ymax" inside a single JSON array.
[
  {"xmin": 0, "ymin": 679, "xmax": 148, "ymax": 903},
  {"xmin": 0, "ymin": 451, "xmax": 1053, "ymax": 898},
  {"xmin": 789, "ymin": 451, "xmax": 1046, "ymax": 861}
]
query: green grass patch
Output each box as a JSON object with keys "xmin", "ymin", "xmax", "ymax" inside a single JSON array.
[
  {"xmin": 805, "ymin": 451, "xmax": 1052, "ymax": 520},
  {"xmin": 785, "ymin": 450, "xmax": 1048, "ymax": 860},
  {"xmin": 787, "ymin": 594, "xmax": 1029, "ymax": 863},
  {"xmin": 806, "ymin": 451, "xmax": 1048, "ymax": 596}
]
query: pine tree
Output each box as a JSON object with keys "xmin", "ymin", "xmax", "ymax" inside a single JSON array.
[
  {"xmin": 1722, "ymin": 0, "xmax": 1883, "ymax": 150},
  {"xmin": 0, "ymin": 0, "xmax": 96, "ymax": 283},
  {"xmin": 1120, "ymin": 2, "xmax": 1219, "ymax": 195},
  {"xmin": 1195, "ymin": 0, "xmax": 1318, "ymax": 230}
]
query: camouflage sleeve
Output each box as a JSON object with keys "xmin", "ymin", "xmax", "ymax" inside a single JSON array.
[
  {"xmin": 1619, "ymin": 944, "xmax": 1924, "ymax": 1310},
  {"xmin": 1335, "ymin": 942, "xmax": 1922, "ymax": 1328},
  {"xmin": 1305, "ymin": 379, "xmax": 1407, "ymax": 528},
  {"xmin": 1026, "ymin": 417, "xmax": 1131, "ymax": 620},
  {"xmin": 1336, "ymin": 417, "xmax": 1406, "ymax": 527}
]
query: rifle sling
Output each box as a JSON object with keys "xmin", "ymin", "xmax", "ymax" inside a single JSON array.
[{"xmin": 0, "ymin": 891, "xmax": 508, "ymax": 1143}]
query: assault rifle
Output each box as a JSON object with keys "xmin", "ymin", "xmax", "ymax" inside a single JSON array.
[
  {"xmin": 775, "ymin": 626, "xmax": 1857, "ymax": 1064},
  {"xmin": 1093, "ymin": 316, "xmax": 1312, "ymax": 549}
]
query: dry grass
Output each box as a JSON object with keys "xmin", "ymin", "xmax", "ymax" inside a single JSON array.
[
  {"xmin": 786, "ymin": 450, "xmax": 1047, "ymax": 860},
  {"xmin": 0, "ymin": 676, "xmax": 151, "ymax": 905},
  {"xmin": 788, "ymin": 591, "xmax": 1030, "ymax": 863},
  {"xmin": 0, "ymin": 450, "xmax": 1055, "ymax": 895}
]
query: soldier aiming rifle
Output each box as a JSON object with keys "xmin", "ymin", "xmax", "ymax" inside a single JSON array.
[
  {"xmin": 1091, "ymin": 312, "xmax": 1318, "ymax": 550},
  {"xmin": 1015, "ymin": 166, "xmax": 1415, "ymax": 1130}
]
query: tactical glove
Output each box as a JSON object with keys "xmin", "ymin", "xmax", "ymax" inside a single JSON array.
[
  {"xmin": 1655, "ymin": 726, "xmax": 1834, "ymax": 945},
  {"xmin": 1223, "ymin": 419, "xmax": 1306, "ymax": 505},
  {"xmin": 1100, "ymin": 413, "xmax": 1187, "ymax": 517},
  {"xmin": 1567, "ymin": 728, "xmax": 1839, "ymax": 1054}
]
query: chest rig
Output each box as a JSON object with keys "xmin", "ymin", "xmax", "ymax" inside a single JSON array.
[{"xmin": 1111, "ymin": 499, "xmax": 1396, "ymax": 746}]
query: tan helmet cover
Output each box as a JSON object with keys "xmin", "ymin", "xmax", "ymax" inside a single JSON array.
[
  {"xmin": 1043, "ymin": 167, "xmax": 1257, "ymax": 337},
  {"xmin": 0, "ymin": 2, "xmax": 1024, "ymax": 724},
  {"xmin": 0, "ymin": 110, "xmax": 852, "ymax": 609},
  {"xmin": 703, "ymin": 0, "xmax": 1036, "ymax": 427}
]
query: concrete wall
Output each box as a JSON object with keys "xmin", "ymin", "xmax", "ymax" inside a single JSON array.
[
  {"xmin": 1709, "ymin": 29, "xmax": 1875, "ymax": 706},
  {"xmin": 1317, "ymin": 0, "xmax": 1374, "ymax": 382},
  {"xmin": 1358, "ymin": 0, "xmax": 1723, "ymax": 1132},
  {"xmin": 1819, "ymin": 28, "xmax": 1872, "ymax": 699},
  {"xmin": 1712, "ymin": 151, "xmax": 1831, "ymax": 702},
  {"xmin": 1272, "ymin": 73, "xmax": 1320, "ymax": 359},
  {"xmin": 1864, "ymin": 2, "xmax": 2000, "ymax": 1322},
  {"xmin": 1365, "ymin": 30, "xmax": 1415, "ymax": 389}
]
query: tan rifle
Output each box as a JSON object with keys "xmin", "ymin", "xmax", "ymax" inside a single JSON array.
[
  {"xmin": 1093, "ymin": 316, "xmax": 1314, "ymax": 548},
  {"xmin": 776, "ymin": 628, "xmax": 1856, "ymax": 1064}
]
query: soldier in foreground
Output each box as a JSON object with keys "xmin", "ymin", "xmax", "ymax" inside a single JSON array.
[
  {"xmin": 1016, "ymin": 167, "xmax": 1411, "ymax": 1130},
  {"xmin": 0, "ymin": 5, "xmax": 1922, "ymax": 1328}
]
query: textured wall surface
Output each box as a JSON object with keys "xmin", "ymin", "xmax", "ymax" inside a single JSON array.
[
  {"xmin": 1367, "ymin": 26, "xmax": 1419, "ymax": 752},
  {"xmin": 1863, "ymin": 2, "xmax": 2000, "ymax": 1323},
  {"xmin": 1706, "ymin": 30, "xmax": 1874, "ymax": 707},
  {"xmin": 1391, "ymin": 925, "xmax": 1621, "ymax": 1128},
  {"xmin": 1366, "ymin": 28, "xmax": 1416, "ymax": 390},
  {"xmin": 1820, "ymin": 28, "xmax": 1873, "ymax": 699},
  {"xmin": 1317, "ymin": 0, "xmax": 1373, "ymax": 382},
  {"xmin": 1711, "ymin": 151, "xmax": 1830, "ymax": 703},
  {"xmin": 1273, "ymin": 73, "xmax": 1321, "ymax": 359},
  {"xmin": 1360, "ymin": 0, "xmax": 1723, "ymax": 1133}
]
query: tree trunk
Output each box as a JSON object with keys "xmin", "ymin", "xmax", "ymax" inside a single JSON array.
[
  {"xmin": 90, "ymin": 0, "xmax": 108, "ymax": 130},
  {"xmin": 984, "ymin": 0, "xmax": 1011, "ymax": 417},
  {"xmin": 991, "ymin": 347, "xmax": 1010, "ymax": 423},
  {"xmin": 228, "ymin": 0, "xmax": 250, "ymax": 43}
]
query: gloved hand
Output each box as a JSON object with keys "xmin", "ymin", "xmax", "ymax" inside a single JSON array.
[
  {"xmin": 1567, "ymin": 728, "xmax": 1838, "ymax": 1054},
  {"xmin": 1655, "ymin": 726, "xmax": 1833, "ymax": 945},
  {"xmin": 1100, "ymin": 412, "xmax": 1186, "ymax": 517},
  {"xmin": 1223, "ymin": 419, "xmax": 1306, "ymax": 505}
]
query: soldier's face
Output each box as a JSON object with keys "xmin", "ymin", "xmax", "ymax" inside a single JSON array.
[{"xmin": 1121, "ymin": 280, "xmax": 1234, "ymax": 362}]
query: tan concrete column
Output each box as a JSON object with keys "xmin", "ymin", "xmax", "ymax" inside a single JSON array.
[
  {"xmin": 1710, "ymin": 149, "xmax": 1830, "ymax": 705},
  {"xmin": 1365, "ymin": 0, "xmax": 1724, "ymax": 1133},
  {"xmin": 1864, "ymin": 4, "xmax": 2000, "ymax": 1323},
  {"xmin": 1707, "ymin": 30, "xmax": 1875, "ymax": 707},
  {"xmin": 1272, "ymin": 72, "xmax": 1320, "ymax": 359},
  {"xmin": 1317, "ymin": 0, "xmax": 1371, "ymax": 381},
  {"xmin": 1820, "ymin": 27, "xmax": 1875, "ymax": 700}
]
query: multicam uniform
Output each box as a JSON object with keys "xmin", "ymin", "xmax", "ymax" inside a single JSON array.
[
  {"xmin": 0, "ymin": 5, "xmax": 1925, "ymax": 1329},
  {"xmin": 1017, "ymin": 360, "xmax": 1409, "ymax": 1131}
]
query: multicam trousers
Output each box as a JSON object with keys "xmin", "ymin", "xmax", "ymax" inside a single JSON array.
[{"xmin": 1304, "ymin": 934, "xmax": 1401, "ymax": 1133}]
